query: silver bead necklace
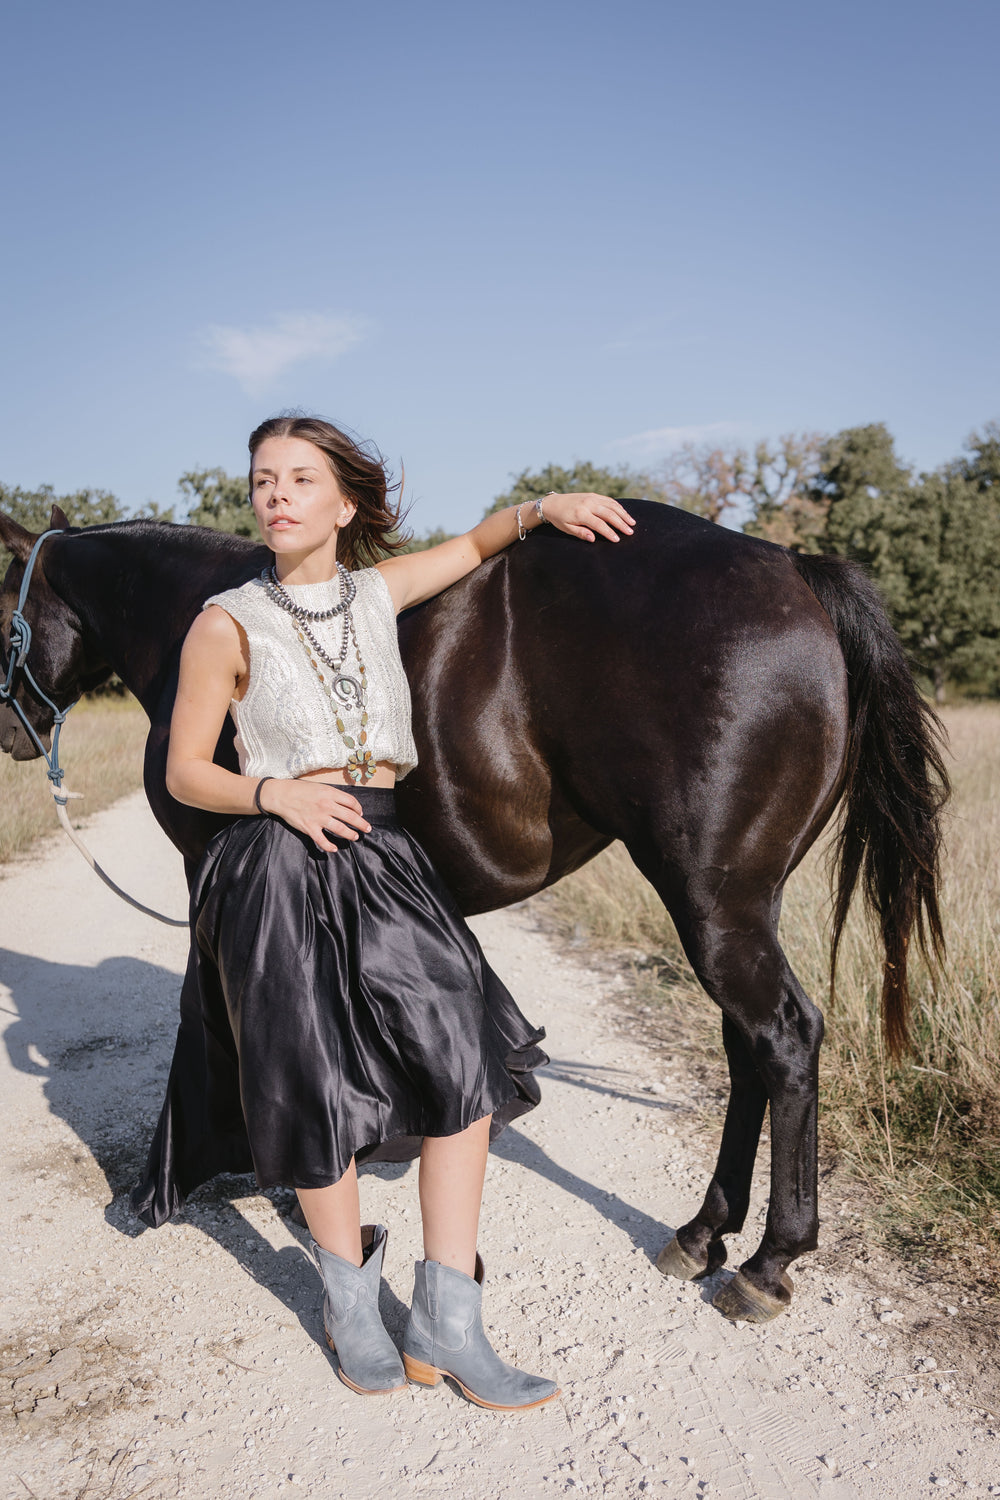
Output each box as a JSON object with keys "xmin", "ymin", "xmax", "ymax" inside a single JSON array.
[{"xmin": 260, "ymin": 565, "xmax": 376, "ymax": 783}]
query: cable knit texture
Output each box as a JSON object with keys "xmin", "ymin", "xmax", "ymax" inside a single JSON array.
[{"xmin": 204, "ymin": 567, "xmax": 418, "ymax": 781}]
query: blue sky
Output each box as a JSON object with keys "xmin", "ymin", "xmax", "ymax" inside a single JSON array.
[{"xmin": 1, "ymin": 0, "xmax": 997, "ymax": 533}]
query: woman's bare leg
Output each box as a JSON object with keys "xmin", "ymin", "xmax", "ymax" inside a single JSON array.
[
  {"xmin": 419, "ymin": 1115, "xmax": 492, "ymax": 1277},
  {"xmin": 296, "ymin": 1159, "xmax": 363, "ymax": 1265}
]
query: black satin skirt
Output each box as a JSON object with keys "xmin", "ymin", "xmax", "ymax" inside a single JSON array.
[{"xmin": 131, "ymin": 789, "xmax": 547, "ymax": 1228}]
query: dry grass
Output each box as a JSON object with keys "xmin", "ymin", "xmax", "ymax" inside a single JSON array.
[
  {"xmin": 0, "ymin": 696, "xmax": 148, "ymax": 865},
  {"xmin": 544, "ymin": 703, "xmax": 1000, "ymax": 1270}
]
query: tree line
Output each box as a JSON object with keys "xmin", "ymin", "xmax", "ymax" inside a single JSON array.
[
  {"xmin": 487, "ymin": 421, "xmax": 1000, "ymax": 702},
  {"xmin": 3, "ymin": 419, "xmax": 998, "ymax": 701}
]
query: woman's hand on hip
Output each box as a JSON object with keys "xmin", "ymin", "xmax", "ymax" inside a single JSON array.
[
  {"xmin": 259, "ymin": 779, "xmax": 371, "ymax": 852},
  {"xmin": 541, "ymin": 492, "xmax": 635, "ymax": 543}
]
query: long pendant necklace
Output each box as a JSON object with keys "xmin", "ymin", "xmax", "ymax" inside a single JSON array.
[{"xmin": 261, "ymin": 564, "xmax": 376, "ymax": 783}]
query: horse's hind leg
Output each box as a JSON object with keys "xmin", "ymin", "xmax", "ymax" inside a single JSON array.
[
  {"xmin": 656, "ymin": 1015, "xmax": 768, "ymax": 1281},
  {"xmin": 658, "ymin": 903, "xmax": 824, "ymax": 1322}
]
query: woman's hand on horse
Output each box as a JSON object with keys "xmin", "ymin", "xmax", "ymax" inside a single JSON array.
[
  {"xmin": 259, "ymin": 780, "xmax": 371, "ymax": 851},
  {"xmin": 377, "ymin": 491, "xmax": 636, "ymax": 613},
  {"xmin": 542, "ymin": 492, "xmax": 635, "ymax": 544}
]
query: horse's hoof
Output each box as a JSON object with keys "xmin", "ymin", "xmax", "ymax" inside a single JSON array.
[
  {"xmin": 655, "ymin": 1235, "xmax": 706, "ymax": 1281},
  {"xmin": 712, "ymin": 1270, "xmax": 793, "ymax": 1323}
]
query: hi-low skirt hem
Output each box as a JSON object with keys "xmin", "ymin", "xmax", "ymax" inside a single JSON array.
[{"xmin": 131, "ymin": 789, "xmax": 546, "ymax": 1227}]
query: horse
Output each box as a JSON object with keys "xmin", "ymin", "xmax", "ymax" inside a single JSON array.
[{"xmin": 0, "ymin": 499, "xmax": 947, "ymax": 1323}]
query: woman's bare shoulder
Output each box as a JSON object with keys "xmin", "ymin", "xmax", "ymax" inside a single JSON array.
[{"xmin": 184, "ymin": 603, "xmax": 245, "ymax": 661}]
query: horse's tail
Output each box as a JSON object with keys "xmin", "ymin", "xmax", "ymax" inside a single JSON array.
[{"xmin": 790, "ymin": 551, "xmax": 949, "ymax": 1057}]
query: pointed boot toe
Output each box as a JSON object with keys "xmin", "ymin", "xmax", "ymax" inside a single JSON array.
[
  {"xmin": 403, "ymin": 1255, "xmax": 560, "ymax": 1411},
  {"xmin": 312, "ymin": 1224, "xmax": 406, "ymax": 1395}
]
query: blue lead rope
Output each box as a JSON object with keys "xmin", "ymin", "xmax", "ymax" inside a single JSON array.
[
  {"xmin": 1, "ymin": 528, "xmax": 187, "ymax": 926},
  {"xmin": 0, "ymin": 529, "xmax": 77, "ymax": 796}
]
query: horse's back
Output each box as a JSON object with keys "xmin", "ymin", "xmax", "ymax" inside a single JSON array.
[
  {"xmin": 512, "ymin": 504, "xmax": 849, "ymax": 878},
  {"xmin": 397, "ymin": 503, "xmax": 849, "ymax": 909}
]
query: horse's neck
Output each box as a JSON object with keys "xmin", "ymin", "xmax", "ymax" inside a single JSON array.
[{"xmin": 50, "ymin": 527, "xmax": 263, "ymax": 713}]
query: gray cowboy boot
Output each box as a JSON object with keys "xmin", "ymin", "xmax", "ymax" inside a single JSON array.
[
  {"xmin": 403, "ymin": 1254, "xmax": 559, "ymax": 1410},
  {"xmin": 311, "ymin": 1224, "xmax": 406, "ymax": 1395}
]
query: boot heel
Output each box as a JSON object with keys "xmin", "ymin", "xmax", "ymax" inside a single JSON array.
[{"xmin": 404, "ymin": 1353, "xmax": 443, "ymax": 1386}]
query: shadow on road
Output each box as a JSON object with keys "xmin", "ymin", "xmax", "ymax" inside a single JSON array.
[{"xmin": 1, "ymin": 943, "xmax": 681, "ymax": 1338}]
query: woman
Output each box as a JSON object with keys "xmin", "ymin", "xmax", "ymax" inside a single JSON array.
[{"xmin": 153, "ymin": 414, "xmax": 634, "ymax": 1409}]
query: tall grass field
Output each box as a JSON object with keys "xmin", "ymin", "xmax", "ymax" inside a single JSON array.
[
  {"xmin": 545, "ymin": 703, "xmax": 1000, "ymax": 1272},
  {"xmin": 0, "ymin": 695, "xmax": 147, "ymax": 864}
]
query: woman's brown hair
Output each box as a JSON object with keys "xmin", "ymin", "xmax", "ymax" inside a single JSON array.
[{"xmin": 248, "ymin": 414, "xmax": 408, "ymax": 571}]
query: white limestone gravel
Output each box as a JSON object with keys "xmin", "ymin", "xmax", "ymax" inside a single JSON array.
[{"xmin": 1, "ymin": 789, "xmax": 998, "ymax": 1499}]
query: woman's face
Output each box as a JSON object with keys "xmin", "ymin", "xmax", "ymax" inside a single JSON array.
[{"xmin": 251, "ymin": 436, "xmax": 356, "ymax": 557}]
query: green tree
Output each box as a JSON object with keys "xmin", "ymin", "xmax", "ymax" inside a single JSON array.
[
  {"xmin": 813, "ymin": 423, "xmax": 1000, "ymax": 701},
  {"xmin": 179, "ymin": 467, "xmax": 256, "ymax": 536},
  {"xmin": 486, "ymin": 460, "xmax": 660, "ymax": 517},
  {"xmin": 947, "ymin": 419, "xmax": 1000, "ymax": 494},
  {"xmin": 396, "ymin": 526, "xmax": 456, "ymax": 554},
  {"xmin": 900, "ymin": 468, "xmax": 1000, "ymax": 698},
  {"xmin": 813, "ymin": 423, "xmax": 914, "ymax": 611},
  {"xmin": 0, "ymin": 482, "xmax": 172, "ymax": 574},
  {"xmin": 1, "ymin": 481, "xmax": 124, "ymax": 536}
]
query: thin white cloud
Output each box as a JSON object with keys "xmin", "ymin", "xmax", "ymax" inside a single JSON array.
[
  {"xmin": 609, "ymin": 421, "xmax": 747, "ymax": 457},
  {"xmin": 198, "ymin": 312, "xmax": 367, "ymax": 394}
]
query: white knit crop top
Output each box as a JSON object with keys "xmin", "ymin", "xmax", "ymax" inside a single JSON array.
[{"xmin": 204, "ymin": 568, "xmax": 418, "ymax": 782}]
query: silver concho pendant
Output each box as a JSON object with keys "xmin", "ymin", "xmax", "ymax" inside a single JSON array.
[{"xmin": 332, "ymin": 673, "xmax": 363, "ymax": 706}]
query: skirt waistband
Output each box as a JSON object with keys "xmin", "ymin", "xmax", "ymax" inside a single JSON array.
[{"xmin": 321, "ymin": 784, "xmax": 399, "ymax": 826}]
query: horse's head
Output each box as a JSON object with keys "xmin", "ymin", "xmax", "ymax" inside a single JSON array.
[{"xmin": 0, "ymin": 506, "xmax": 113, "ymax": 761}]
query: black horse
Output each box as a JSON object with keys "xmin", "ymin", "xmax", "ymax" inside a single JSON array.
[{"xmin": 0, "ymin": 500, "xmax": 947, "ymax": 1322}]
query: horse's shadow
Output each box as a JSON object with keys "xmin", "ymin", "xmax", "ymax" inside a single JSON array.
[{"xmin": 1, "ymin": 944, "xmax": 691, "ymax": 1347}]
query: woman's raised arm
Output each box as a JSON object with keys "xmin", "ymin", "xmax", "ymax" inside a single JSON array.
[{"xmin": 376, "ymin": 492, "xmax": 635, "ymax": 613}]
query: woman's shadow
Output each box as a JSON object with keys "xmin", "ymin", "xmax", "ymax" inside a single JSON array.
[
  {"xmin": 0, "ymin": 942, "xmax": 416, "ymax": 1350},
  {"xmin": 1, "ymin": 945, "xmax": 696, "ymax": 1357}
]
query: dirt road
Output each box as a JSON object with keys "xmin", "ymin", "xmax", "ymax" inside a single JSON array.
[{"xmin": 1, "ymin": 791, "xmax": 997, "ymax": 1499}]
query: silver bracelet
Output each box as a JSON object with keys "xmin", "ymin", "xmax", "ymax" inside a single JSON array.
[{"xmin": 516, "ymin": 493, "xmax": 554, "ymax": 541}]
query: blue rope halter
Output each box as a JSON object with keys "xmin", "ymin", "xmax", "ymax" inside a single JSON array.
[
  {"xmin": 0, "ymin": 528, "xmax": 77, "ymax": 798},
  {"xmin": 0, "ymin": 527, "xmax": 187, "ymax": 926}
]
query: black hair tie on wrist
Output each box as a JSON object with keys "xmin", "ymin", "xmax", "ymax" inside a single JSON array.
[{"xmin": 254, "ymin": 776, "xmax": 274, "ymax": 815}]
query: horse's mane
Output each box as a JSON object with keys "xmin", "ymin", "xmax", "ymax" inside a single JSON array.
[{"xmin": 65, "ymin": 518, "xmax": 263, "ymax": 560}]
